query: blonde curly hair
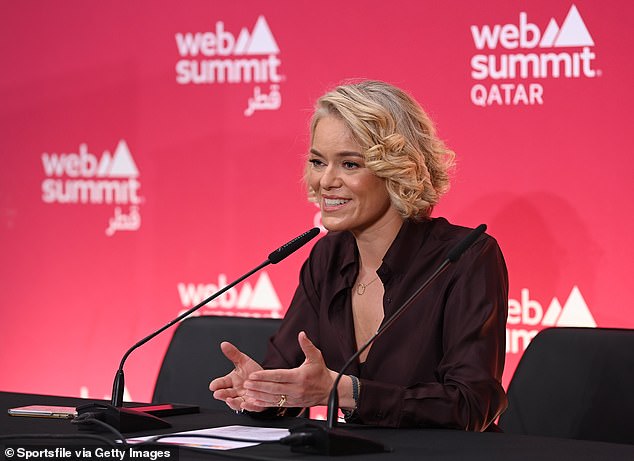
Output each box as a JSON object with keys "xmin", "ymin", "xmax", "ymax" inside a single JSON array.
[{"xmin": 309, "ymin": 80, "xmax": 455, "ymax": 219}]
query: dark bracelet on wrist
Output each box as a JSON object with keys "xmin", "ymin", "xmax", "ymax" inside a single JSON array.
[{"xmin": 349, "ymin": 374, "xmax": 360, "ymax": 407}]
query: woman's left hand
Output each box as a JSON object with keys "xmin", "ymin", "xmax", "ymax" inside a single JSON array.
[{"xmin": 241, "ymin": 331, "xmax": 337, "ymax": 410}]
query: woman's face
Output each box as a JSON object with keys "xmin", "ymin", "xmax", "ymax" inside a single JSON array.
[{"xmin": 308, "ymin": 115, "xmax": 400, "ymax": 235}]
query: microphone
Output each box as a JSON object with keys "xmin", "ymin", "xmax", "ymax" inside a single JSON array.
[
  {"xmin": 268, "ymin": 229, "xmax": 320, "ymax": 263},
  {"xmin": 77, "ymin": 227, "xmax": 320, "ymax": 433},
  {"xmin": 285, "ymin": 224, "xmax": 487, "ymax": 455},
  {"xmin": 447, "ymin": 223, "xmax": 486, "ymax": 262}
]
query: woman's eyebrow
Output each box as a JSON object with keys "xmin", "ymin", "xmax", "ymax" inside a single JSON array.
[{"xmin": 309, "ymin": 148, "xmax": 363, "ymax": 158}]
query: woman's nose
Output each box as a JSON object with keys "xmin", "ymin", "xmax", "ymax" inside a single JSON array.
[{"xmin": 320, "ymin": 165, "xmax": 341, "ymax": 189}]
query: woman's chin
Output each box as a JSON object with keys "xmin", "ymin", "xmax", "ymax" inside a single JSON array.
[{"xmin": 321, "ymin": 217, "xmax": 348, "ymax": 233}]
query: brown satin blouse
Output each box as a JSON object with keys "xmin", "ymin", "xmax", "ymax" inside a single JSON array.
[{"xmin": 262, "ymin": 217, "xmax": 509, "ymax": 430}]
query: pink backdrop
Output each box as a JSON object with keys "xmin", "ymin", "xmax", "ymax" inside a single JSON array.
[{"xmin": 1, "ymin": 1, "xmax": 633, "ymax": 406}]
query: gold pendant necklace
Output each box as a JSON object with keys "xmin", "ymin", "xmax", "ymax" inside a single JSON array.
[{"xmin": 356, "ymin": 276, "xmax": 379, "ymax": 295}]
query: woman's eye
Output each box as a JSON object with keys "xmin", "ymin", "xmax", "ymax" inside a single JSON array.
[
  {"xmin": 309, "ymin": 159, "xmax": 325, "ymax": 168},
  {"xmin": 343, "ymin": 161, "xmax": 360, "ymax": 169}
]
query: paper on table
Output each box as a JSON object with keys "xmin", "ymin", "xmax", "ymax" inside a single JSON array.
[{"xmin": 125, "ymin": 425, "xmax": 290, "ymax": 450}]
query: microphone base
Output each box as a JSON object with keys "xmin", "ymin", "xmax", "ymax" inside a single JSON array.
[
  {"xmin": 286, "ymin": 423, "xmax": 389, "ymax": 456},
  {"xmin": 75, "ymin": 403, "xmax": 171, "ymax": 433}
]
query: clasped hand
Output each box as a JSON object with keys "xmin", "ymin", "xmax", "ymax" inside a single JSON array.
[{"xmin": 209, "ymin": 331, "xmax": 337, "ymax": 412}]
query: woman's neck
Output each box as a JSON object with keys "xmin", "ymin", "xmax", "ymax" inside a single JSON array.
[{"xmin": 353, "ymin": 215, "xmax": 405, "ymax": 270}]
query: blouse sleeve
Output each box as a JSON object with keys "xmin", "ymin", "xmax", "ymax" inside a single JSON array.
[
  {"xmin": 262, "ymin": 252, "xmax": 323, "ymax": 370},
  {"xmin": 251, "ymin": 252, "xmax": 325, "ymax": 419}
]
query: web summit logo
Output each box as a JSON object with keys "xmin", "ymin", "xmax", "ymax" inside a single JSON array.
[
  {"xmin": 177, "ymin": 272, "xmax": 283, "ymax": 318},
  {"xmin": 469, "ymin": 4, "xmax": 599, "ymax": 106},
  {"xmin": 41, "ymin": 140, "xmax": 143, "ymax": 236},
  {"xmin": 506, "ymin": 286, "xmax": 596, "ymax": 353},
  {"xmin": 175, "ymin": 16, "xmax": 283, "ymax": 117}
]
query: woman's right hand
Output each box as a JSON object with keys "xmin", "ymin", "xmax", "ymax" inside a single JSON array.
[{"xmin": 209, "ymin": 341, "xmax": 264, "ymax": 412}]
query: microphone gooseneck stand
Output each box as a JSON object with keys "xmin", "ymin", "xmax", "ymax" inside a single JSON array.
[
  {"xmin": 76, "ymin": 228, "xmax": 320, "ymax": 433},
  {"xmin": 285, "ymin": 224, "xmax": 487, "ymax": 455}
]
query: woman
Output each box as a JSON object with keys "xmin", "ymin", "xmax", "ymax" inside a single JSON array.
[{"xmin": 209, "ymin": 80, "xmax": 508, "ymax": 430}]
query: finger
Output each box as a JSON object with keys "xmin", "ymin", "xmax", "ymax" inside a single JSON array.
[
  {"xmin": 243, "ymin": 392, "xmax": 288, "ymax": 409},
  {"xmin": 212, "ymin": 388, "xmax": 241, "ymax": 401},
  {"xmin": 225, "ymin": 396, "xmax": 245, "ymax": 411},
  {"xmin": 243, "ymin": 388, "xmax": 283, "ymax": 406},
  {"xmin": 244, "ymin": 377, "xmax": 299, "ymax": 398},
  {"xmin": 297, "ymin": 331, "xmax": 323, "ymax": 364},
  {"xmin": 209, "ymin": 375, "xmax": 233, "ymax": 391},
  {"xmin": 220, "ymin": 341, "xmax": 247, "ymax": 367},
  {"xmin": 240, "ymin": 398, "xmax": 269, "ymax": 413},
  {"xmin": 248, "ymin": 368, "xmax": 297, "ymax": 383}
]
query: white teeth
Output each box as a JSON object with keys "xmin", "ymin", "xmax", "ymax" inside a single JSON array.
[{"xmin": 324, "ymin": 198, "xmax": 349, "ymax": 207}]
